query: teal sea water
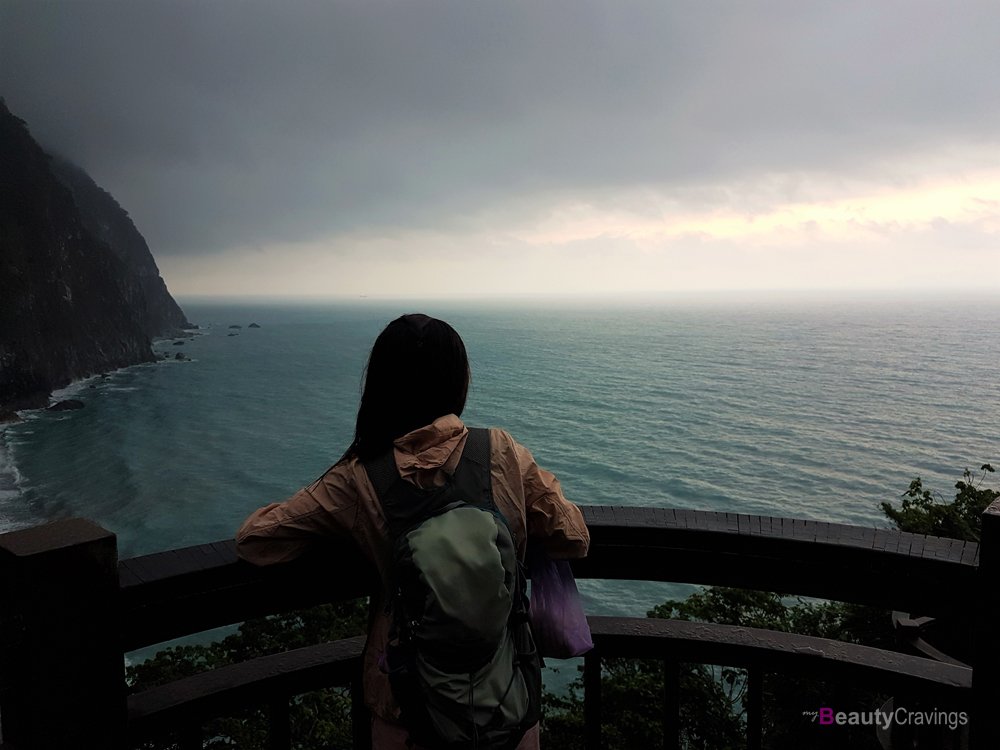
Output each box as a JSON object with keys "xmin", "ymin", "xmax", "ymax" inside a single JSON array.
[{"xmin": 2, "ymin": 293, "xmax": 999, "ymax": 627}]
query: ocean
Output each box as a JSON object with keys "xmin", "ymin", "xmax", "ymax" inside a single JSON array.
[{"xmin": 1, "ymin": 292, "xmax": 998, "ymax": 651}]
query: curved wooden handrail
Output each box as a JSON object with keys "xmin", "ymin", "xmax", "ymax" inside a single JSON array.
[
  {"xmin": 585, "ymin": 616, "xmax": 970, "ymax": 696},
  {"xmin": 127, "ymin": 636, "xmax": 367, "ymax": 740},
  {"xmin": 120, "ymin": 505, "xmax": 978, "ymax": 652}
]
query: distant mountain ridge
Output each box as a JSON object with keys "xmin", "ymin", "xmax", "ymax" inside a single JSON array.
[{"xmin": 0, "ymin": 98, "xmax": 191, "ymax": 411}]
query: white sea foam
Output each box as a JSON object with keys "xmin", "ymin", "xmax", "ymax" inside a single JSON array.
[
  {"xmin": 0, "ymin": 430, "xmax": 23, "ymax": 491},
  {"xmin": 0, "ymin": 427, "xmax": 26, "ymax": 533},
  {"xmin": 50, "ymin": 373, "xmax": 102, "ymax": 402},
  {"xmin": 152, "ymin": 329, "xmax": 207, "ymax": 347}
]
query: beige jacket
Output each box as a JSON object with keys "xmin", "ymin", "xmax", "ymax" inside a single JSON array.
[{"xmin": 235, "ymin": 414, "xmax": 590, "ymax": 720}]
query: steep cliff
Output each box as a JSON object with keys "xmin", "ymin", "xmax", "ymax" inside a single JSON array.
[
  {"xmin": 0, "ymin": 99, "xmax": 187, "ymax": 410},
  {"xmin": 48, "ymin": 155, "xmax": 191, "ymax": 338}
]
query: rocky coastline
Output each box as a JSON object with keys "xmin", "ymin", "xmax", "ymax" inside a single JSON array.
[{"xmin": 0, "ymin": 99, "xmax": 191, "ymax": 412}]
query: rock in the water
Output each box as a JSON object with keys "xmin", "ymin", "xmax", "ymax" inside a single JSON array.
[
  {"xmin": 228, "ymin": 324, "xmax": 242, "ymax": 329},
  {"xmin": 48, "ymin": 399, "xmax": 84, "ymax": 412},
  {"xmin": 173, "ymin": 340, "xmax": 184, "ymax": 345},
  {"xmin": 248, "ymin": 323, "xmax": 261, "ymax": 328},
  {"xmin": 175, "ymin": 352, "xmax": 186, "ymax": 360},
  {"xmin": 228, "ymin": 332, "xmax": 239, "ymax": 337},
  {"xmin": 0, "ymin": 410, "xmax": 22, "ymax": 423}
]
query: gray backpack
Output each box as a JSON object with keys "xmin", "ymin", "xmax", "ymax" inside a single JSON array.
[{"xmin": 365, "ymin": 428, "xmax": 541, "ymax": 749}]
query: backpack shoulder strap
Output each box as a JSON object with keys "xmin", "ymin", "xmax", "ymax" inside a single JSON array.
[
  {"xmin": 452, "ymin": 427, "xmax": 493, "ymax": 509},
  {"xmin": 364, "ymin": 444, "xmax": 400, "ymax": 502},
  {"xmin": 363, "ymin": 427, "xmax": 494, "ymax": 536}
]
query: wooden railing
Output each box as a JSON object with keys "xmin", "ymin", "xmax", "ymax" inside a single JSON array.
[{"xmin": 2, "ymin": 501, "xmax": 999, "ymax": 749}]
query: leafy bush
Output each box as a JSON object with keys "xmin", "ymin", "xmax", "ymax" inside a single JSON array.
[
  {"xmin": 127, "ymin": 599, "xmax": 367, "ymax": 749},
  {"xmin": 881, "ymin": 464, "xmax": 996, "ymax": 540}
]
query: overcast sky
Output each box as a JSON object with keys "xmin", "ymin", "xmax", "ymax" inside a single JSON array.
[{"xmin": 2, "ymin": 1, "xmax": 999, "ymax": 298}]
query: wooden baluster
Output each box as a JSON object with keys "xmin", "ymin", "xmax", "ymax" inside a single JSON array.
[
  {"xmin": 745, "ymin": 668, "xmax": 763, "ymax": 750},
  {"xmin": 583, "ymin": 650, "xmax": 602, "ymax": 750},
  {"xmin": 268, "ymin": 697, "xmax": 292, "ymax": 750},
  {"xmin": 351, "ymin": 667, "xmax": 371, "ymax": 750},
  {"xmin": 662, "ymin": 659, "xmax": 680, "ymax": 750},
  {"xmin": 972, "ymin": 498, "xmax": 1000, "ymax": 749},
  {"xmin": 179, "ymin": 723, "xmax": 202, "ymax": 750}
]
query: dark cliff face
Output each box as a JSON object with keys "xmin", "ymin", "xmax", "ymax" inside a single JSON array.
[
  {"xmin": 48, "ymin": 155, "xmax": 191, "ymax": 338},
  {"xmin": 0, "ymin": 100, "xmax": 187, "ymax": 410}
]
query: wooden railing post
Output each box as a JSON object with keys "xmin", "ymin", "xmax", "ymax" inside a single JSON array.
[
  {"xmin": 351, "ymin": 665, "xmax": 371, "ymax": 750},
  {"xmin": 662, "ymin": 660, "xmax": 680, "ymax": 750},
  {"xmin": 583, "ymin": 650, "xmax": 602, "ymax": 750},
  {"xmin": 971, "ymin": 498, "xmax": 1000, "ymax": 749},
  {"xmin": 267, "ymin": 697, "xmax": 291, "ymax": 750},
  {"xmin": 745, "ymin": 668, "xmax": 762, "ymax": 750},
  {"xmin": 0, "ymin": 518, "xmax": 124, "ymax": 749}
]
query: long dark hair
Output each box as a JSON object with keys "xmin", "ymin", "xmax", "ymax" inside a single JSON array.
[{"xmin": 342, "ymin": 313, "xmax": 470, "ymax": 462}]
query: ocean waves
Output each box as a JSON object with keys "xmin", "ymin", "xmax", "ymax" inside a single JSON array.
[
  {"xmin": 0, "ymin": 429, "xmax": 24, "ymax": 522},
  {"xmin": 2, "ymin": 297, "xmax": 998, "ymax": 589}
]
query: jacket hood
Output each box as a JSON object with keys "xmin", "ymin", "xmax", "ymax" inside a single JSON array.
[{"xmin": 392, "ymin": 414, "xmax": 468, "ymax": 487}]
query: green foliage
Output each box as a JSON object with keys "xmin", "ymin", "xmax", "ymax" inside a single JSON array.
[
  {"xmin": 649, "ymin": 587, "xmax": 894, "ymax": 649},
  {"xmin": 541, "ymin": 655, "xmax": 745, "ymax": 750},
  {"xmin": 880, "ymin": 464, "xmax": 997, "ymax": 541},
  {"xmin": 541, "ymin": 589, "xmax": 891, "ymax": 749},
  {"xmin": 664, "ymin": 589, "xmax": 891, "ymax": 749},
  {"xmin": 127, "ymin": 599, "xmax": 367, "ymax": 749},
  {"xmin": 877, "ymin": 463, "xmax": 997, "ymax": 666}
]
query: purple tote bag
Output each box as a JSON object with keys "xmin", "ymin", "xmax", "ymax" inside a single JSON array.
[{"xmin": 528, "ymin": 545, "xmax": 594, "ymax": 659}]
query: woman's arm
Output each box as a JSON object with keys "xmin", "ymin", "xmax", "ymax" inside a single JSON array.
[
  {"xmin": 511, "ymin": 438, "xmax": 590, "ymax": 560},
  {"xmin": 235, "ymin": 466, "xmax": 360, "ymax": 565}
]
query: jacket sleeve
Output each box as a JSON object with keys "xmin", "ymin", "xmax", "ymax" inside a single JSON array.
[
  {"xmin": 235, "ymin": 465, "xmax": 359, "ymax": 566},
  {"xmin": 510, "ymin": 436, "xmax": 590, "ymax": 560}
]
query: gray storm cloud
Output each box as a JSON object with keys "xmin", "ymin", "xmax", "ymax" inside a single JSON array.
[{"xmin": 2, "ymin": 0, "xmax": 998, "ymax": 257}]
